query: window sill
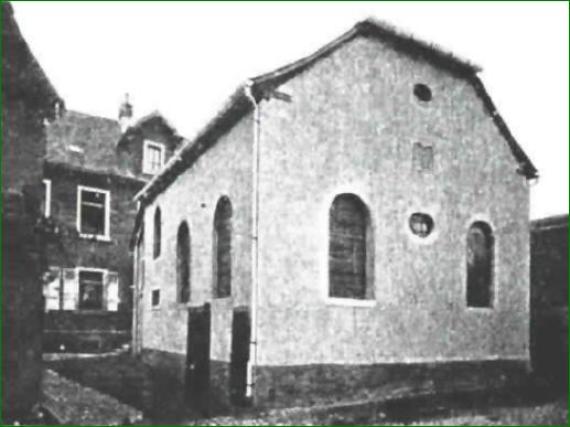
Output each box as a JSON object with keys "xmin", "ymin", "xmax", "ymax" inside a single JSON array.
[
  {"xmin": 326, "ymin": 297, "xmax": 376, "ymax": 307},
  {"xmin": 79, "ymin": 233, "xmax": 111, "ymax": 243},
  {"xmin": 65, "ymin": 309, "xmax": 114, "ymax": 315},
  {"xmin": 466, "ymin": 306, "xmax": 495, "ymax": 312}
]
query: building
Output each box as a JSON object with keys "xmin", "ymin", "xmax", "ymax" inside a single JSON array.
[
  {"xmin": 530, "ymin": 214, "xmax": 568, "ymax": 390},
  {"xmin": 132, "ymin": 18, "xmax": 538, "ymax": 412},
  {"xmin": 42, "ymin": 102, "xmax": 183, "ymax": 353},
  {"xmin": 2, "ymin": 2, "xmax": 63, "ymax": 421}
]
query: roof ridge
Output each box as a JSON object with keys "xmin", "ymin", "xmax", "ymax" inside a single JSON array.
[
  {"xmin": 135, "ymin": 17, "xmax": 536, "ymax": 204},
  {"xmin": 65, "ymin": 109, "xmax": 120, "ymax": 124},
  {"xmin": 358, "ymin": 17, "xmax": 481, "ymax": 72}
]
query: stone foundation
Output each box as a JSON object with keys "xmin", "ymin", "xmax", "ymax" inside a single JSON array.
[
  {"xmin": 254, "ymin": 359, "xmax": 531, "ymax": 409},
  {"xmin": 141, "ymin": 348, "xmax": 233, "ymax": 419},
  {"xmin": 141, "ymin": 346, "xmax": 530, "ymax": 416}
]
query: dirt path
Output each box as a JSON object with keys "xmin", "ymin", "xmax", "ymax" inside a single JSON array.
[{"xmin": 41, "ymin": 369, "xmax": 143, "ymax": 425}]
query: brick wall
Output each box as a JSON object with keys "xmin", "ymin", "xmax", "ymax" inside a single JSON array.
[
  {"xmin": 531, "ymin": 218, "xmax": 568, "ymax": 309},
  {"xmin": 530, "ymin": 217, "xmax": 568, "ymax": 390}
]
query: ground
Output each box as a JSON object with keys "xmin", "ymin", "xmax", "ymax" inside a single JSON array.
[{"xmin": 43, "ymin": 352, "xmax": 568, "ymax": 425}]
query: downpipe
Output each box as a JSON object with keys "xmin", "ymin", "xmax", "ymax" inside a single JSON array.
[{"xmin": 244, "ymin": 82, "xmax": 260, "ymax": 402}]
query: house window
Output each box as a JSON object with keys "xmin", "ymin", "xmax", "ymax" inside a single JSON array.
[
  {"xmin": 329, "ymin": 194, "xmax": 372, "ymax": 300},
  {"xmin": 152, "ymin": 289, "xmax": 160, "ymax": 307},
  {"xmin": 153, "ymin": 207, "xmax": 162, "ymax": 259},
  {"xmin": 466, "ymin": 221, "xmax": 494, "ymax": 308},
  {"xmin": 77, "ymin": 186, "xmax": 110, "ymax": 239},
  {"xmin": 143, "ymin": 140, "xmax": 165, "ymax": 174},
  {"xmin": 177, "ymin": 221, "xmax": 191, "ymax": 303},
  {"xmin": 78, "ymin": 270, "xmax": 104, "ymax": 310},
  {"xmin": 42, "ymin": 179, "xmax": 52, "ymax": 217},
  {"xmin": 214, "ymin": 196, "xmax": 232, "ymax": 298},
  {"xmin": 412, "ymin": 142, "xmax": 434, "ymax": 172}
]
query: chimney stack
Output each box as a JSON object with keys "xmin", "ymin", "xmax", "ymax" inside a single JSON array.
[{"xmin": 119, "ymin": 93, "xmax": 133, "ymax": 132}]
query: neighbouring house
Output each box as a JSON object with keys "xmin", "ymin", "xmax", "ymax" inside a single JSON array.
[
  {"xmin": 42, "ymin": 100, "xmax": 183, "ymax": 353},
  {"xmin": 530, "ymin": 214, "xmax": 568, "ymax": 390},
  {"xmin": 132, "ymin": 18, "xmax": 538, "ymax": 413},
  {"xmin": 2, "ymin": 2, "xmax": 63, "ymax": 421}
]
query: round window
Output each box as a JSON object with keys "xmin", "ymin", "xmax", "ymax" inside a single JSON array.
[
  {"xmin": 409, "ymin": 213, "xmax": 434, "ymax": 238},
  {"xmin": 413, "ymin": 83, "xmax": 432, "ymax": 102}
]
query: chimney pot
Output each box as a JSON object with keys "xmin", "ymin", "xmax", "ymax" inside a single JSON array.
[{"xmin": 119, "ymin": 93, "xmax": 133, "ymax": 132}]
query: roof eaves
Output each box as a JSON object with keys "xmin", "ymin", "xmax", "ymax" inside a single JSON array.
[
  {"xmin": 469, "ymin": 75, "xmax": 538, "ymax": 179},
  {"xmin": 45, "ymin": 160, "xmax": 147, "ymax": 186},
  {"xmin": 3, "ymin": 2, "xmax": 62, "ymax": 113},
  {"xmin": 134, "ymin": 84, "xmax": 250, "ymax": 204},
  {"xmin": 531, "ymin": 214, "xmax": 569, "ymax": 230}
]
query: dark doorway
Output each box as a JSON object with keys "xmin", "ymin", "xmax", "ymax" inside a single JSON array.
[
  {"xmin": 230, "ymin": 308, "xmax": 251, "ymax": 406},
  {"xmin": 185, "ymin": 303, "xmax": 211, "ymax": 414}
]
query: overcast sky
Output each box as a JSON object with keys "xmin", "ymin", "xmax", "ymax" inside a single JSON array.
[{"xmin": 12, "ymin": 1, "xmax": 568, "ymax": 219}]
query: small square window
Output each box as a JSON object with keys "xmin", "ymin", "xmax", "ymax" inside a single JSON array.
[
  {"xmin": 78, "ymin": 270, "xmax": 104, "ymax": 310},
  {"xmin": 413, "ymin": 142, "xmax": 434, "ymax": 172},
  {"xmin": 152, "ymin": 289, "xmax": 160, "ymax": 307},
  {"xmin": 143, "ymin": 141, "xmax": 165, "ymax": 174}
]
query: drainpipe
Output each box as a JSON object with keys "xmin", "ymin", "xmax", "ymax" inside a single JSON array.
[{"xmin": 244, "ymin": 81, "xmax": 260, "ymax": 401}]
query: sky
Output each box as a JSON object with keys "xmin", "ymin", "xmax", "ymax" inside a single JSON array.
[{"xmin": 12, "ymin": 1, "xmax": 569, "ymax": 219}]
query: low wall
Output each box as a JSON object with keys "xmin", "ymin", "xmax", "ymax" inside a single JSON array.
[
  {"xmin": 44, "ymin": 311, "xmax": 131, "ymax": 353},
  {"xmin": 531, "ymin": 307, "xmax": 568, "ymax": 391}
]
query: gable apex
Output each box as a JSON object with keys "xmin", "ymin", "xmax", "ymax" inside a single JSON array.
[
  {"xmin": 135, "ymin": 18, "xmax": 538, "ymax": 205},
  {"xmin": 250, "ymin": 17, "xmax": 481, "ymax": 96}
]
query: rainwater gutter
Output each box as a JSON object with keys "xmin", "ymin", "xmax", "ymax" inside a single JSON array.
[{"xmin": 244, "ymin": 81, "xmax": 260, "ymax": 402}]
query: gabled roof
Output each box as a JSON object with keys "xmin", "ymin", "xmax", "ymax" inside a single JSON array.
[
  {"xmin": 249, "ymin": 17, "xmax": 480, "ymax": 98},
  {"xmin": 2, "ymin": 2, "xmax": 62, "ymax": 116},
  {"xmin": 117, "ymin": 110, "xmax": 185, "ymax": 149},
  {"xmin": 45, "ymin": 110, "xmax": 125, "ymax": 176},
  {"xmin": 136, "ymin": 18, "xmax": 538, "ymax": 204},
  {"xmin": 132, "ymin": 110, "xmax": 179, "ymax": 133}
]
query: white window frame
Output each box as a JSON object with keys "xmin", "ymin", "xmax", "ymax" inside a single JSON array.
[
  {"xmin": 143, "ymin": 140, "xmax": 165, "ymax": 175},
  {"xmin": 320, "ymin": 186, "xmax": 378, "ymax": 308},
  {"xmin": 43, "ymin": 179, "xmax": 52, "ymax": 217},
  {"xmin": 77, "ymin": 185, "xmax": 111, "ymax": 241}
]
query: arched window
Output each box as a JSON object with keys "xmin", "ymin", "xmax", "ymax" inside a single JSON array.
[
  {"xmin": 177, "ymin": 221, "xmax": 191, "ymax": 303},
  {"xmin": 214, "ymin": 196, "xmax": 232, "ymax": 298},
  {"xmin": 153, "ymin": 207, "xmax": 161, "ymax": 259},
  {"xmin": 329, "ymin": 194, "xmax": 372, "ymax": 299},
  {"xmin": 466, "ymin": 221, "xmax": 494, "ymax": 308}
]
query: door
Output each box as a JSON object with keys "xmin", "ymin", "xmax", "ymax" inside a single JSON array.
[
  {"xmin": 185, "ymin": 303, "xmax": 211, "ymax": 413},
  {"xmin": 230, "ymin": 308, "xmax": 251, "ymax": 406}
]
